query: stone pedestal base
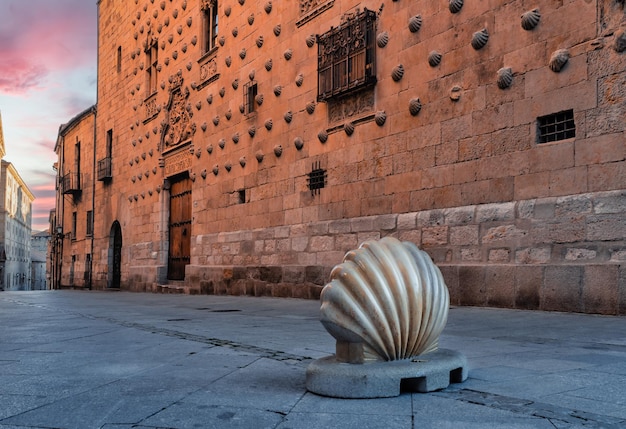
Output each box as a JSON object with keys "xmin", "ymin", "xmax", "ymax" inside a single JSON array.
[{"xmin": 306, "ymin": 348, "xmax": 467, "ymax": 398}]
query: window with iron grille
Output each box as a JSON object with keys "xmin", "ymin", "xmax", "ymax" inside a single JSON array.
[
  {"xmin": 307, "ymin": 161, "xmax": 327, "ymax": 195},
  {"xmin": 537, "ymin": 110, "xmax": 575, "ymax": 143},
  {"xmin": 317, "ymin": 8, "xmax": 377, "ymax": 102},
  {"xmin": 244, "ymin": 81, "xmax": 257, "ymax": 115}
]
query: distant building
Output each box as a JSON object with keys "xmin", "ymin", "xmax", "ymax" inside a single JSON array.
[
  {"xmin": 52, "ymin": 107, "xmax": 96, "ymax": 290},
  {"xmin": 0, "ymin": 112, "xmax": 35, "ymax": 290},
  {"xmin": 31, "ymin": 230, "xmax": 50, "ymax": 290},
  {"xmin": 53, "ymin": 1, "xmax": 626, "ymax": 314}
]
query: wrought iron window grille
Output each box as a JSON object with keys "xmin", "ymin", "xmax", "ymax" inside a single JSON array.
[{"xmin": 317, "ymin": 8, "xmax": 377, "ymax": 102}]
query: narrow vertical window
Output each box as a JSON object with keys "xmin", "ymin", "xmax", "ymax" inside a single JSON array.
[
  {"xmin": 244, "ymin": 81, "xmax": 257, "ymax": 114},
  {"xmin": 86, "ymin": 211, "xmax": 93, "ymax": 236},
  {"xmin": 98, "ymin": 129, "xmax": 113, "ymax": 181},
  {"xmin": 75, "ymin": 141, "xmax": 81, "ymax": 182},
  {"xmin": 146, "ymin": 41, "xmax": 158, "ymax": 96},
  {"xmin": 202, "ymin": 0, "xmax": 218, "ymax": 53},
  {"xmin": 72, "ymin": 212, "xmax": 77, "ymax": 240},
  {"xmin": 117, "ymin": 46, "xmax": 122, "ymax": 73}
]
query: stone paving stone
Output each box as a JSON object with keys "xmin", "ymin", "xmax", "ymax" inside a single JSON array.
[
  {"xmin": 290, "ymin": 390, "xmax": 412, "ymax": 415},
  {"xmin": 143, "ymin": 404, "xmax": 285, "ymax": 429},
  {"xmin": 275, "ymin": 412, "xmax": 412, "ymax": 429}
]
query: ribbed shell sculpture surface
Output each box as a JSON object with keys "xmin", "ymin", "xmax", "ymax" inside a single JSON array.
[{"xmin": 320, "ymin": 237, "xmax": 450, "ymax": 362}]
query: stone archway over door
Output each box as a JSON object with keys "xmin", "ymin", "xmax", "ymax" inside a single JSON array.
[
  {"xmin": 108, "ymin": 221, "xmax": 122, "ymax": 288},
  {"xmin": 168, "ymin": 174, "xmax": 191, "ymax": 281}
]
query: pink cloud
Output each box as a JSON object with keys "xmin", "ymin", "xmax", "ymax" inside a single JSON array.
[
  {"xmin": 0, "ymin": 0, "xmax": 96, "ymax": 94},
  {"xmin": 0, "ymin": 58, "xmax": 49, "ymax": 93}
]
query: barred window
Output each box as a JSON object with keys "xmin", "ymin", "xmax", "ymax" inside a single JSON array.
[
  {"xmin": 317, "ymin": 8, "xmax": 377, "ymax": 102},
  {"xmin": 537, "ymin": 110, "xmax": 575, "ymax": 143}
]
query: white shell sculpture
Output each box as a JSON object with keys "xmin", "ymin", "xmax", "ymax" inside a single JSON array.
[{"xmin": 320, "ymin": 237, "xmax": 450, "ymax": 362}]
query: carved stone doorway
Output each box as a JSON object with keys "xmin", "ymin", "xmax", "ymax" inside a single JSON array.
[{"xmin": 167, "ymin": 173, "xmax": 192, "ymax": 281}]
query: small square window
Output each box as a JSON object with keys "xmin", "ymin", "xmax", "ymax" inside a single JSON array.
[
  {"xmin": 537, "ymin": 110, "xmax": 575, "ymax": 143},
  {"xmin": 238, "ymin": 189, "xmax": 246, "ymax": 204},
  {"xmin": 308, "ymin": 162, "xmax": 327, "ymax": 195}
]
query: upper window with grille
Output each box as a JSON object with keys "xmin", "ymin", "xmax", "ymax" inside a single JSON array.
[{"xmin": 317, "ymin": 8, "xmax": 377, "ymax": 102}]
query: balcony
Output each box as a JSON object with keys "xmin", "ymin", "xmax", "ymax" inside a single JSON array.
[
  {"xmin": 61, "ymin": 173, "xmax": 81, "ymax": 195},
  {"xmin": 97, "ymin": 157, "xmax": 112, "ymax": 181}
]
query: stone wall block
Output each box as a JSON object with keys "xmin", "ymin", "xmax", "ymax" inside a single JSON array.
[
  {"xmin": 422, "ymin": 226, "xmax": 449, "ymax": 246},
  {"xmin": 530, "ymin": 217, "xmax": 585, "ymax": 244},
  {"xmin": 350, "ymin": 216, "xmax": 375, "ymax": 232},
  {"xmin": 488, "ymin": 248, "xmax": 511, "ymax": 262},
  {"xmin": 476, "ymin": 202, "xmax": 516, "ymax": 223},
  {"xmin": 593, "ymin": 190, "xmax": 626, "ymax": 214},
  {"xmin": 517, "ymin": 199, "xmax": 535, "ymax": 219},
  {"xmin": 329, "ymin": 219, "xmax": 351, "ymax": 234},
  {"xmin": 482, "ymin": 224, "xmax": 528, "ymax": 244},
  {"xmin": 417, "ymin": 209, "xmax": 445, "ymax": 227},
  {"xmin": 515, "ymin": 265, "xmax": 543, "ymax": 310},
  {"xmin": 458, "ymin": 266, "xmax": 487, "ymax": 307},
  {"xmin": 397, "ymin": 213, "xmax": 417, "ymax": 230},
  {"xmin": 450, "ymin": 225, "xmax": 479, "ymax": 246},
  {"xmin": 438, "ymin": 265, "xmax": 460, "ymax": 306},
  {"xmin": 486, "ymin": 265, "xmax": 516, "ymax": 308},
  {"xmin": 444, "ymin": 206, "xmax": 475, "ymax": 225},
  {"xmin": 374, "ymin": 214, "xmax": 397, "ymax": 231},
  {"xmin": 564, "ymin": 247, "xmax": 597, "ymax": 262},
  {"xmin": 583, "ymin": 265, "xmax": 619, "ymax": 314},
  {"xmin": 555, "ymin": 194, "xmax": 593, "ymax": 217},
  {"xmin": 586, "ymin": 215, "xmax": 626, "ymax": 241},
  {"xmin": 542, "ymin": 266, "xmax": 583, "ymax": 312},
  {"xmin": 398, "ymin": 229, "xmax": 421, "ymax": 245},
  {"xmin": 460, "ymin": 247, "xmax": 482, "ymax": 262}
]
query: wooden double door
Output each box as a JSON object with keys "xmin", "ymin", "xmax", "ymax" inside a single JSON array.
[{"xmin": 168, "ymin": 175, "xmax": 192, "ymax": 280}]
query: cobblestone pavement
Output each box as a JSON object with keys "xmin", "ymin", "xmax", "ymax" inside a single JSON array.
[{"xmin": 1, "ymin": 290, "xmax": 625, "ymax": 429}]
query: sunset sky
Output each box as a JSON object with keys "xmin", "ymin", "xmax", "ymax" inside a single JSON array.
[{"xmin": 0, "ymin": 0, "xmax": 98, "ymax": 231}]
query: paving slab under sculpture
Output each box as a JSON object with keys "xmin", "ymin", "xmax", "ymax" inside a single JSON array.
[{"xmin": 305, "ymin": 237, "xmax": 467, "ymax": 398}]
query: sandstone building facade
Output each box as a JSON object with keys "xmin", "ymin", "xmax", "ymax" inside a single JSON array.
[{"xmin": 54, "ymin": 0, "xmax": 626, "ymax": 314}]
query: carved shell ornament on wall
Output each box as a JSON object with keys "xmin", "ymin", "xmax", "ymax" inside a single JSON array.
[
  {"xmin": 549, "ymin": 49, "xmax": 570, "ymax": 72},
  {"xmin": 408, "ymin": 15, "xmax": 422, "ymax": 33},
  {"xmin": 449, "ymin": 0, "xmax": 463, "ymax": 13},
  {"xmin": 497, "ymin": 67, "xmax": 513, "ymax": 89},
  {"xmin": 319, "ymin": 237, "xmax": 450, "ymax": 361},
  {"xmin": 377, "ymin": 32, "xmax": 389, "ymax": 48},
  {"xmin": 392, "ymin": 64, "xmax": 404, "ymax": 82},
  {"xmin": 521, "ymin": 8, "xmax": 541, "ymax": 30},
  {"xmin": 409, "ymin": 98, "xmax": 422, "ymax": 116},
  {"xmin": 375, "ymin": 111, "xmax": 387, "ymax": 126},
  {"xmin": 428, "ymin": 51, "xmax": 442, "ymax": 67},
  {"xmin": 471, "ymin": 29, "xmax": 489, "ymax": 50}
]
